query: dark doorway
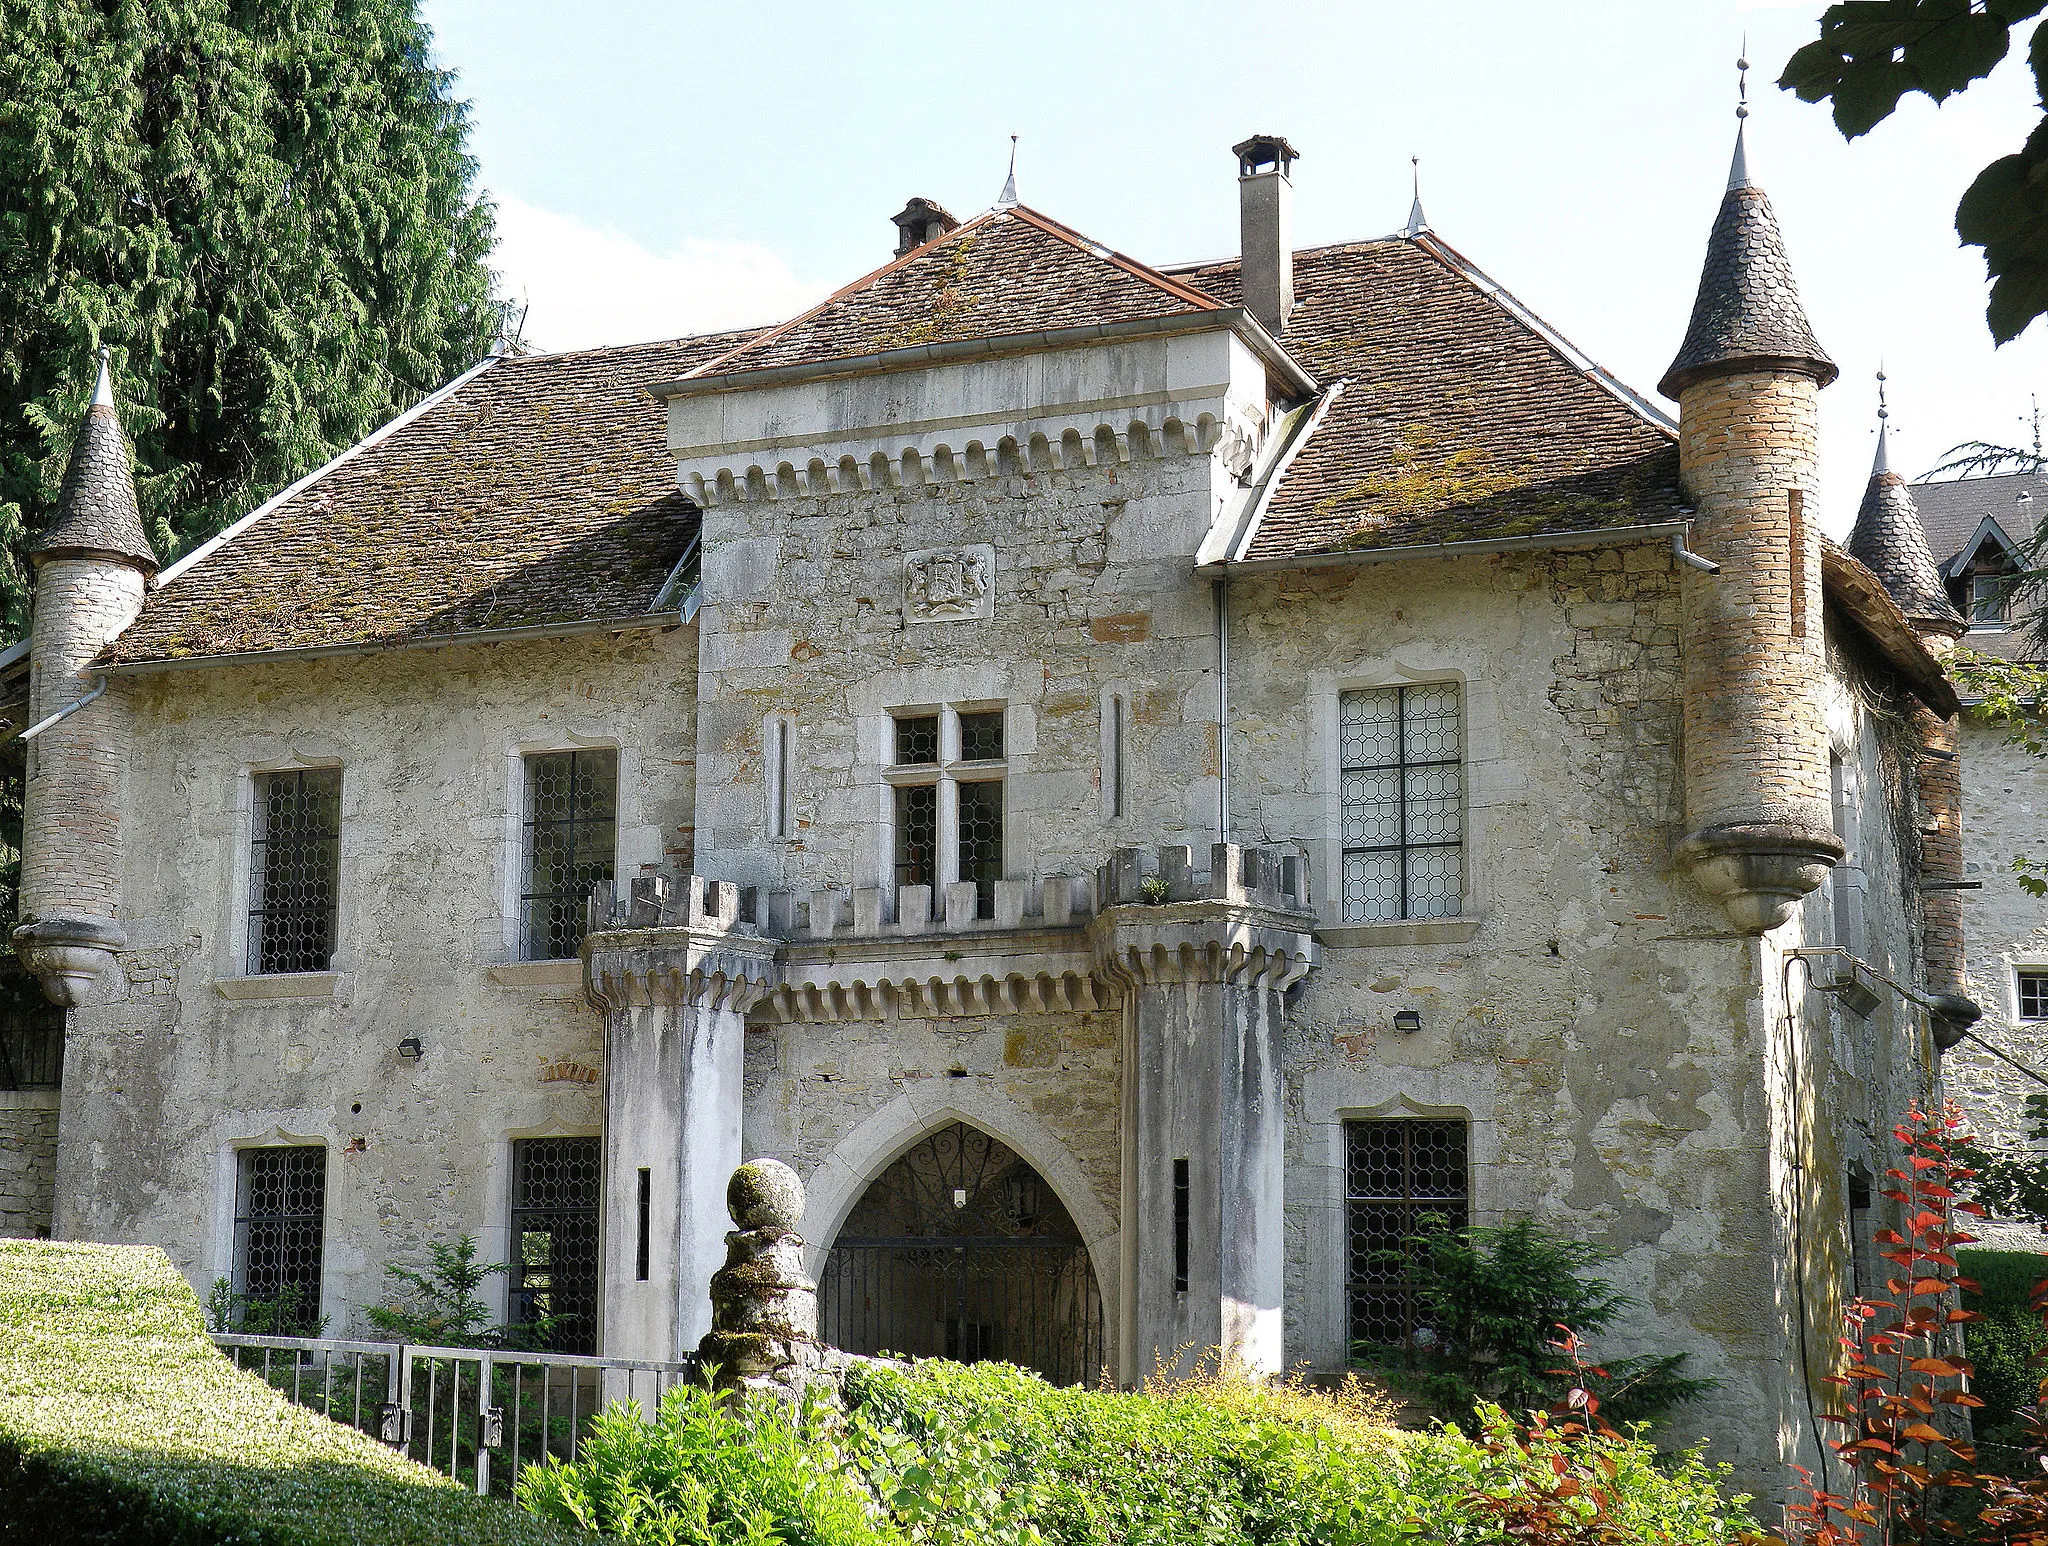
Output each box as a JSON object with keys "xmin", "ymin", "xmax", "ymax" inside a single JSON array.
[{"xmin": 820, "ymin": 1122, "xmax": 1106, "ymax": 1386}]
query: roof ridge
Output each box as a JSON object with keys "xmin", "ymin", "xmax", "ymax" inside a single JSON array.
[
  {"xmin": 1159, "ymin": 235, "xmax": 1409, "ymax": 276},
  {"xmin": 505, "ymin": 326, "xmax": 766, "ymax": 366},
  {"xmin": 683, "ymin": 209, "xmax": 1006, "ymax": 380},
  {"xmin": 1002, "ymin": 205, "xmax": 1224, "ymax": 312}
]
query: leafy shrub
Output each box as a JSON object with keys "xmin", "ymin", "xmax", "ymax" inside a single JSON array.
[
  {"xmin": 1357, "ymin": 1217, "xmax": 1714, "ymax": 1427},
  {"xmin": 521, "ymin": 1355, "xmax": 1757, "ymax": 1546},
  {"xmin": 204, "ymin": 1276, "xmax": 329, "ymax": 1336},
  {"xmin": 0, "ymin": 1239, "xmax": 571, "ymax": 1545},
  {"xmin": 365, "ymin": 1235, "xmax": 564, "ymax": 1350},
  {"xmin": 1959, "ymin": 1247, "xmax": 2048, "ymax": 1466}
]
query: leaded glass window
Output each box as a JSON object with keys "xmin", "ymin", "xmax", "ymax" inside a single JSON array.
[
  {"xmin": 1344, "ymin": 1119, "xmax": 1467, "ymax": 1357},
  {"xmin": 521, "ymin": 750, "xmax": 617, "ymax": 961},
  {"xmin": 248, "ymin": 769, "xmax": 341, "ymax": 974},
  {"xmin": 1339, "ymin": 685, "xmax": 1463, "ymax": 922},
  {"xmin": 958, "ymin": 779, "xmax": 1003, "ymax": 919},
  {"xmin": 235, "ymin": 1145, "xmax": 326, "ymax": 1331},
  {"xmin": 510, "ymin": 1137, "xmax": 601, "ymax": 1354},
  {"xmin": 895, "ymin": 783, "xmax": 938, "ymax": 888}
]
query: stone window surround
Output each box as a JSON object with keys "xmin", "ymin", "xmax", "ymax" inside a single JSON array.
[
  {"xmin": 206, "ymin": 1116, "xmax": 338, "ymax": 1328},
  {"xmin": 1292, "ymin": 1084, "xmax": 1499, "ymax": 1374},
  {"xmin": 879, "ymin": 700, "xmax": 1009, "ymax": 906},
  {"xmin": 1312, "ymin": 655, "xmax": 1499, "ymax": 940},
  {"xmin": 764, "ymin": 713, "xmax": 796, "ymax": 841},
  {"xmin": 2008, "ymin": 956, "xmax": 2048, "ymax": 1023},
  {"xmin": 216, "ymin": 752, "xmax": 348, "ymax": 994},
  {"xmin": 1823, "ymin": 718, "xmax": 1871, "ymax": 960},
  {"xmin": 497, "ymin": 731, "xmax": 653, "ymax": 969},
  {"xmin": 477, "ymin": 1117, "xmax": 602, "ymax": 1327}
]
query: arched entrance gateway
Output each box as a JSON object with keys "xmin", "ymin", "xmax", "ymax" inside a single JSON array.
[{"xmin": 819, "ymin": 1123, "xmax": 1106, "ymax": 1385}]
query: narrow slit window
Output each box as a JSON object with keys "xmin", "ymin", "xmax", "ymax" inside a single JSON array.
[
  {"xmin": 1109, "ymin": 696, "xmax": 1125, "ymax": 819},
  {"xmin": 1339, "ymin": 685, "xmax": 1464, "ymax": 922},
  {"xmin": 1172, "ymin": 1156, "xmax": 1190, "ymax": 1293},
  {"xmin": 521, "ymin": 749, "xmax": 618, "ymax": 962},
  {"xmin": 636, "ymin": 1167, "xmax": 651, "ymax": 1282},
  {"xmin": 233, "ymin": 1145, "xmax": 326, "ymax": 1331},
  {"xmin": 766, "ymin": 719, "xmax": 788, "ymax": 839}
]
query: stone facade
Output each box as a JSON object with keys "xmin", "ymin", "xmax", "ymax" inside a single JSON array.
[{"xmin": 0, "ymin": 1097, "xmax": 59, "ymax": 1237}]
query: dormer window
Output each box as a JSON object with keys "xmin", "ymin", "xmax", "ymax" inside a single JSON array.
[{"xmin": 1971, "ymin": 573, "xmax": 2008, "ymax": 624}]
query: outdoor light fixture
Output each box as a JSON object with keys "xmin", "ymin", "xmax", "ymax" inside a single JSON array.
[
  {"xmin": 1820, "ymin": 963, "xmax": 1885, "ymax": 1021},
  {"xmin": 1392, "ymin": 1009, "xmax": 1423, "ymax": 1035},
  {"xmin": 396, "ymin": 1037, "xmax": 424, "ymax": 1062}
]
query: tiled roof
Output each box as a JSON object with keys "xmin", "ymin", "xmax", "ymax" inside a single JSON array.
[
  {"xmin": 1658, "ymin": 156, "xmax": 1836, "ymax": 398},
  {"xmin": 1911, "ymin": 471, "xmax": 2038, "ymax": 570},
  {"xmin": 1173, "ymin": 237, "xmax": 1685, "ymax": 562},
  {"xmin": 1847, "ymin": 460, "xmax": 1963, "ymax": 632},
  {"xmin": 100, "ymin": 330, "xmax": 756, "ymax": 667},
  {"xmin": 36, "ymin": 399, "xmax": 156, "ymax": 573},
  {"xmin": 685, "ymin": 205, "xmax": 1222, "ymax": 379}
]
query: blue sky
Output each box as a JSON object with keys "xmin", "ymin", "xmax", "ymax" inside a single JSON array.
[{"xmin": 422, "ymin": 0, "xmax": 2048, "ymax": 534}]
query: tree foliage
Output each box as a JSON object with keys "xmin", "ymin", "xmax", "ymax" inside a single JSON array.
[
  {"xmin": 1782, "ymin": 1, "xmax": 2048, "ymax": 344},
  {"xmin": 364, "ymin": 1235, "xmax": 566, "ymax": 1351},
  {"xmin": 0, "ymin": 0, "xmax": 500, "ymax": 636}
]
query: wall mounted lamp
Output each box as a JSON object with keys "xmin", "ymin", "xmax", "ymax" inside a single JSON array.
[
  {"xmin": 1392, "ymin": 1009, "xmax": 1423, "ymax": 1035},
  {"xmin": 396, "ymin": 1037, "xmax": 424, "ymax": 1062}
]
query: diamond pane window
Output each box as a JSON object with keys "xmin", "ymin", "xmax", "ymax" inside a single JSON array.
[
  {"xmin": 1339, "ymin": 685, "xmax": 1463, "ymax": 921},
  {"xmin": 2021, "ymin": 971, "xmax": 2048, "ymax": 1022},
  {"xmin": 248, "ymin": 769, "xmax": 341, "ymax": 974},
  {"xmin": 1344, "ymin": 1119, "xmax": 1467, "ymax": 1357},
  {"xmin": 521, "ymin": 750, "xmax": 617, "ymax": 961},
  {"xmin": 235, "ymin": 1146, "xmax": 326, "ymax": 1331},
  {"xmin": 958, "ymin": 780, "xmax": 1003, "ymax": 919},
  {"xmin": 510, "ymin": 1137, "xmax": 601, "ymax": 1354},
  {"xmin": 895, "ymin": 715, "xmax": 940, "ymax": 766},
  {"xmin": 895, "ymin": 783, "xmax": 938, "ymax": 888}
]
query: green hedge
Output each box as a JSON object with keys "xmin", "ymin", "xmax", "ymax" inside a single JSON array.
[
  {"xmin": 1959, "ymin": 1247, "xmax": 2048, "ymax": 1466},
  {"xmin": 0, "ymin": 1239, "xmax": 572, "ymax": 1545},
  {"xmin": 517, "ymin": 1359, "xmax": 1759, "ymax": 1545}
]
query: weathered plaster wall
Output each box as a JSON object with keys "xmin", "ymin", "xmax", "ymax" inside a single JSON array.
[
  {"xmin": 1949, "ymin": 714, "xmax": 2048, "ymax": 1250},
  {"xmin": 53, "ymin": 626, "xmax": 696, "ymax": 1330},
  {"xmin": 0, "ymin": 1096, "xmax": 59, "ymax": 1236}
]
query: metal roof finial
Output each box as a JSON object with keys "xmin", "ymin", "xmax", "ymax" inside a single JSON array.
[
  {"xmin": 90, "ymin": 345, "xmax": 114, "ymax": 409},
  {"xmin": 1403, "ymin": 154, "xmax": 1429, "ymax": 238},
  {"xmin": 1727, "ymin": 41, "xmax": 1753, "ymax": 190},
  {"xmin": 997, "ymin": 135, "xmax": 1019, "ymax": 209},
  {"xmin": 1873, "ymin": 364, "xmax": 1891, "ymax": 474}
]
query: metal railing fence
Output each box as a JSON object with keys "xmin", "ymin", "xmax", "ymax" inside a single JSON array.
[{"xmin": 213, "ymin": 1333, "xmax": 700, "ymax": 1497}]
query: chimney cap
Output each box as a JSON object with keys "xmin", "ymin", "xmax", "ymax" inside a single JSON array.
[
  {"xmin": 890, "ymin": 196, "xmax": 959, "ymax": 257},
  {"xmin": 1233, "ymin": 135, "xmax": 1300, "ymax": 178}
]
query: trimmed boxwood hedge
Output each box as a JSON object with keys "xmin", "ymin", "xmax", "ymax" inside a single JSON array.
[{"xmin": 0, "ymin": 1239, "xmax": 573, "ymax": 1545}]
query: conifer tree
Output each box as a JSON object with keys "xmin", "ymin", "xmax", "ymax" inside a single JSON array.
[{"xmin": 0, "ymin": 0, "xmax": 499, "ymax": 635}]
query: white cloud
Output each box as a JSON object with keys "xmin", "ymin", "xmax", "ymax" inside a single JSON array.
[{"xmin": 489, "ymin": 194, "xmax": 829, "ymax": 352}]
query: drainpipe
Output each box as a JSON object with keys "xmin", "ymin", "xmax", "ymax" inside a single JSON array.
[
  {"xmin": 17, "ymin": 675, "xmax": 106, "ymax": 743},
  {"xmin": 1215, "ymin": 576, "xmax": 1229, "ymax": 843}
]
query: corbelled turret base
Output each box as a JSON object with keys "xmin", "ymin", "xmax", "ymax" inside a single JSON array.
[
  {"xmin": 12, "ymin": 914, "xmax": 126, "ymax": 1007},
  {"xmin": 1675, "ymin": 821, "xmax": 1843, "ymax": 934}
]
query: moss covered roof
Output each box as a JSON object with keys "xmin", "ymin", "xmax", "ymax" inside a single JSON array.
[
  {"xmin": 1171, "ymin": 237, "xmax": 1685, "ymax": 562},
  {"xmin": 100, "ymin": 330, "xmax": 755, "ymax": 667}
]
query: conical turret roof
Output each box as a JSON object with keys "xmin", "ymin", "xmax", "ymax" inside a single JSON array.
[
  {"xmin": 31, "ymin": 351, "xmax": 156, "ymax": 573},
  {"xmin": 1848, "ymin": 424, "xmax": 1964, "ymax": 635},
  {"xmin": 1658, "ymin": 126, "xmax": 1837, "ymax": 399}
]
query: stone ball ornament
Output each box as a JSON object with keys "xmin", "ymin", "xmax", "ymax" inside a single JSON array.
[{"xmin": 728, "ymin": 1157, "xmax": 804, "ymax": 1232}]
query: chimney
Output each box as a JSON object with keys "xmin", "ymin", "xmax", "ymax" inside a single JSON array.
[
  {"xmin": 891, "ymin": 197, "xmax": 958, "ymax": 257},
  {"xmin": 1233, "ymin": 135, "xmax": 1299, "ymax": 333}
]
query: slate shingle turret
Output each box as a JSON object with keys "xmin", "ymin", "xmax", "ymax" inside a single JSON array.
[
  {"xmin": 1847, "ymin": 415, "xmax": 1965, "ymax": 636},
  {"xmin": 31, "ymin": 351, "xmax": 157, "ymax": 574},
  {"xmin": 1657, "ymin": 126, "xmax": 1837, "ymax": 400}
]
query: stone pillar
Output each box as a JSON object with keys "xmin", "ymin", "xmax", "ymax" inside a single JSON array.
[
  {"xmin": 1091, "ymin": 844, "xmax": 1318, "ymax": 1383},
  {"xmin": 583, "ymin": 879, "xmax": 780, "ymax": 1363},
  {"xmin": 15, "ymin": 557, "xmax": 145, "ymax": 1003},
  {"xmin": 698, "ymin": 1157, "xmax": 826, "ymax": 1398},
  {"xmin": 1672, "ymin": 371, "xmax": 1843, "ymax": 931}
]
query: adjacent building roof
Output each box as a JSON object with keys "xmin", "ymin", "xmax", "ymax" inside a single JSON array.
[
  {"xmin": 34, "ymin": 353, "xmax": 157, "ymax": 573},
  {"xmin": 98, "ymin": 330, "xmax": 756, "ymax": 668},
  {"xmin": 1911, "ymin": 470, "xmax": 2037, "ymax": 571},
  {"xmin": 1173, "ymin": 236, "xmax": 1686, "ymax": 562},
  {"xmin": 1847, "ymin": 432, "xmax": 1964, "ymax": 634},
  {"xmin": 684, "ymin": 205, "xmax": 1224, "ymax": 381},
  {"xmin": 1658, "ymin": 129, "xmax": 1836, "ymax": 399}
]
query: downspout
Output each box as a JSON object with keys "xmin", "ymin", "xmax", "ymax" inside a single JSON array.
[
  {"xmin": 1215, "ymin": 575, "xmax": 1229, "ymax": 843},
  {"xmin": 16, "ymin": 675, "xmax": 106, "ymax": 743}
]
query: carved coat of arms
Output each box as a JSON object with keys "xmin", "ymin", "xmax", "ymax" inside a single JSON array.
[{"xmin": 904, "ymin": 545, "xmax": 995, "ymax": 623}]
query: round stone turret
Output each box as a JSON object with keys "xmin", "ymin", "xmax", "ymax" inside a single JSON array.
[
  {"xmin": 14, "ymin": 351, "xmax": 155, "ymax": 1004},
  {"xmin": 1664, "ymin": 129, "xmax": 1842, "ymax": 932}
]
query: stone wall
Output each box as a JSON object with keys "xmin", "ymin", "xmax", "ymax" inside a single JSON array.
[
  {"xmin": 1948, "ymin": 713, "xmax": 2048, "ymax": 1250},
  {"xmin": 0, "ymin": 1098, "xmax": 59, "ymax": 1236},
  {"xmin": 54, "ymin": 625, "xmax": 696, "ymax": 1328}
]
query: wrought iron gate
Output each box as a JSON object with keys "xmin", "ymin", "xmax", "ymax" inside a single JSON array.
[{"xmin": 819, "ymin": 1123, "xmax": 1105, "ymax": 1386}]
